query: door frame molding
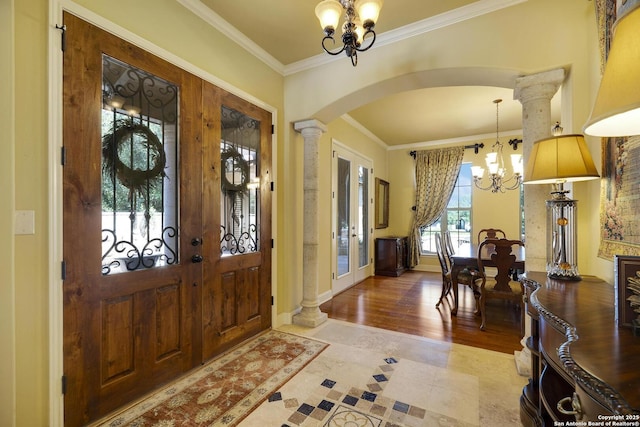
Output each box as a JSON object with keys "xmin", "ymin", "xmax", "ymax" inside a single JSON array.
[
  {"xmin": 331, "ymin": 138, "xmax": 374, "ymax": 296},
  {"xmin": 48, "ymin": 2, "xmax": 278, "ymax": 425}
]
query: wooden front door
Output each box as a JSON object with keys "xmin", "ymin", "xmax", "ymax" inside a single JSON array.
[
  {"xmin": 62, "ymin": 13, "xmax": 271, "ymax": 426},
  {"xmin": 200, "ymin": 86, "xmax": 273, "ymax": 360}
]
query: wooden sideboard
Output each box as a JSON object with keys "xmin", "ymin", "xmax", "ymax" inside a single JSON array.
[
  {"xmin": 520, "ymin": 272, "xmax": 640, "ymax": 426},
  {"xmin": 374, "ymin": 236, "xmax": 408, "ymax": 277}
]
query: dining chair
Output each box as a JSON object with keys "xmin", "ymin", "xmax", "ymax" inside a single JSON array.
[
  {"xmin": 443, "ymin": 230, "xmax": 455, "ymax": 265},
  {"xmin": 437, "ymin": 232, "xmax": 482, "ymax": 312},
  {"xmin": 434, "ymin": 232, "xmax": 452, "ymax": 308},
  {"xmin": 476, "ymin": 228, "xmax": 506, "ymax": 243},
  {"xmin": 476, "ymin": 238, "xmax": 525, "ymax": 334}
]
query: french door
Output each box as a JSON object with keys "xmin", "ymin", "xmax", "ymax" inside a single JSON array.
[
  {"xmin": 62, "ymin": 13, "xmax": 271, "ymax": 426},
  {"xmin": 332, "ymin": 143, "xmax": 373, "ymax": 294}
]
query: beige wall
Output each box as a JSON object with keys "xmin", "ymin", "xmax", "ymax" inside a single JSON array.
[
  {"xmin": 13, "ymin": 0, "xmax": 48, "ymax": 425},
  {"xmin": 1, "ymin": 0, "xmax": 16, "ymax": 425},
  {"xmin": 3, "ymin": 0, "xmax": 612, "ymax": 425}
]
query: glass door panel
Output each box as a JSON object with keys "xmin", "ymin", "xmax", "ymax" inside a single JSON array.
[
  {"xmin": 101, "ymin": 54, "xmax": 179, "ymax": 275},
  {"xmin": 358, "ymin": 165, "xmax": 369, "ymax": 269},
  {"xmin": 337, "ymin": 157, "xmax": 351, "ymax": 277},
  {"xmin": 333, "ymin": 144, "xmax": 372, "ymax": 293},
  {"xmin": 219, "ymin": 105, "xmax": 261, "ymax": 256}
]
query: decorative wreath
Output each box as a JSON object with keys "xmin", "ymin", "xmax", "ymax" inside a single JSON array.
[
  {"xmin": 221, "ymin": 146, "xmax": 250, "ymax": 194},
  {"xmin": 102, "ymin": 120, "xmax": 167, "ymax": 196}
]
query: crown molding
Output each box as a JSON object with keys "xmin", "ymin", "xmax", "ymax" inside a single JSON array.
[
  {"xmin": 284, "ymin": 0, "xmax": 528, "ymax": 75},
  {"xmin": 387, "ymin": 128, "xmax": 524, "ymax": 152},
  {"xmin": 177, "ymin": 0, "xmax": 527, "ymax": 77},
  {"xmin": 340, "ymin": 114, "xmax": 389, "ymax": 150},
  {"xmin": 175, "ymin": 0, "xmax": 285, "ymax": 75}
]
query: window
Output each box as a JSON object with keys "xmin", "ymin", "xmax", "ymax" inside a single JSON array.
[
  {"xmin": 101, "ymin": 55, "xmax": 179, "ymax": 275},
  {"xmin": 420, "ymin": 163, "xmax": 472, "ymax": 254},
  {"xmin": 220, "ymin": 105, "xmax": 261, "ymax": 256}
]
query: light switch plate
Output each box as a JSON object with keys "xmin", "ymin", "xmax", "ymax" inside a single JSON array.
[{"xmin": 15, "ymin": 210, "xmax": 35, "ymax": 235}]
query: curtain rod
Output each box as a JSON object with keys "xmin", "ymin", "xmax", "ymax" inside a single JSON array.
[{"xmin": 409, "ymin": 143, "xmax": 485, "ymax": 158}]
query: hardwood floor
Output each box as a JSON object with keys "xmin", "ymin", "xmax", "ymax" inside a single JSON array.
[{"xmin": 320, "ymin": 270, "xmax": 523, "ymax": 354}]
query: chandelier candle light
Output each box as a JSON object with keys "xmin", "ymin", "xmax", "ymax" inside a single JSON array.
[
  {"xmin": 315, "ymin": 0, "xmax": 383, "ymax": 66},
  {"xmin": 471, "ymin": 99, "xmax": 523, "ymax": 193}
]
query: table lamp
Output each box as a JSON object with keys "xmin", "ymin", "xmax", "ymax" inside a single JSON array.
[
  {"xmin": 584, "ymin": 1, "xmax": 640, "ymax": 137},
  {"xmin": 523, "ymin": 134, "xmax": 600, "ymax": 280}
]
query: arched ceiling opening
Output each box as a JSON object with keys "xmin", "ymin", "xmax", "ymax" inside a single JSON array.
[{"xmin": 312, "ymin": 67, "xmax": 562, "ymax": 146}]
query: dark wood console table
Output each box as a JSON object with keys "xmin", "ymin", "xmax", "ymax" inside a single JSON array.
[
  {"xmin": 520, "ymin": 272, "xmax": 640, "ymax": 426},
  {"xmin": 374, "ymin": 236, "xmax": 408, "ymax": 277}
]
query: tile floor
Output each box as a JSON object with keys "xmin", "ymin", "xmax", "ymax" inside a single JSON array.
[{"xmin": 241, "ymin": 319, "xmax": 528, "ymax": 426}]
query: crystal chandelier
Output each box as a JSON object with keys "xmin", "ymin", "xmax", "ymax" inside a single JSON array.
[
  {"xmin": 315, "ymin": 0, "xmax": 383, "ymax": 66},
  {"xmin": 471, "ymin": 99, "xmax": 523, "ymax": 193}
]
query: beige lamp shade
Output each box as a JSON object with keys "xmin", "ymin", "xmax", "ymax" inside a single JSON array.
[
  {"xmin": 584, "ymin": 4, "xmax": 640, "ymax": 137},
  {"xmin": 523, "ymin": 134, "xmax": 600, "ymax": 184}
]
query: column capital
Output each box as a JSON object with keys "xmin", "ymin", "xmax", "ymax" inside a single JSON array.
[
  {"xmin": 514, "ymin": 68, "xmax": 565, "ymax": 104},
  {"xmin": 294, "ymin": 119, "xmax": 327, "ymax": 135}
]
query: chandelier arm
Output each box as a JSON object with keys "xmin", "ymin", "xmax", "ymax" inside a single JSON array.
[
  {"xmin": 501, "ymin": 175, "xmax": 523, "ymax": 190},
  {"xmin": 474, "ymin": 173, "xmax": 522, "ymax": 193},
  {"xmin": 321, "ymin": 35, "xmax": 346, "ymax": 56},
  {"xmin": 355, "ymin": 29, "xmax": 376, "ymax": 52},
  {"xmin": 473, "ymin": 176, "xmax": 501, "ymax": 192}
]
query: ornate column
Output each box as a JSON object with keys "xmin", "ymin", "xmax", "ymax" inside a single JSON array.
[
  {"xmin": 513, "ymin": 68, "xmax": 565, "ymax": 375},
  {"xmin": 515, "ymin": 68, "xmax": 566, "ymax": 272},
  {"xmin": 292, "ymin": 119, "xmax": 328, "ymax": 327}
]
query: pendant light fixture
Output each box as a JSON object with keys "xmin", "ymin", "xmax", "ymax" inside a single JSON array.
[
  {"xmin": 315, "ymin": 0, "xmax": 383, "ymax": 66},
  {"xmin": 471, "ymin": 99, "xmax": 523, "ymax": 193}
]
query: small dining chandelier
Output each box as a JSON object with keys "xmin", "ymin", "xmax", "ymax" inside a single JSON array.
[
  {"xmin": 314, "ymin": 0, "xmax": 383, "ymax": 66},
  {"xmin": 471, "ymin": 99, "xmax": 523, "ymax": 193}
]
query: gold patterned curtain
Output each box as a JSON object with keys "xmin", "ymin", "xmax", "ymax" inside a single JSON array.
[{"xmin": 408, "ymin": 147, "xmax": 464, "ymax": 267}]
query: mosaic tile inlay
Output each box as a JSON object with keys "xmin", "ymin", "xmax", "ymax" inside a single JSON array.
[{"xmin": 269, "ymin": 357, "xmax": 426, "ymax": 426}]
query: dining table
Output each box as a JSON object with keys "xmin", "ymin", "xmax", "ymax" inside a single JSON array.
[{"xmin": 449, "ymin": 241, "xmax": 525, "ymax": 315}]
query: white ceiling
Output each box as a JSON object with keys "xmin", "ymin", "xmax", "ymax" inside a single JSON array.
[{"xmin": 187, "ymin": 0, "xmax": 561, "ymax": 147}]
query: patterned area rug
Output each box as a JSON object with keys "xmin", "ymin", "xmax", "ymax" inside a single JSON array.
[{"xmin": 95, "ymin": 330, "xmax": 328, "ymax": 427}]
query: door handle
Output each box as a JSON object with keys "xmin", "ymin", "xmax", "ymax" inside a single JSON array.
[
  {"xmin": 191, "ymin": 254, "xmax": 203, "ymax": 263},
  {"xmin": 191, "ymin": 237, "xmax": 203, "ymax": 246}
]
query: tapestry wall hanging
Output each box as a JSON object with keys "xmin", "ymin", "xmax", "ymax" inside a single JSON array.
[{"xmin": 597, "ymin": 0, "xmax": 640, "ymax": 260}]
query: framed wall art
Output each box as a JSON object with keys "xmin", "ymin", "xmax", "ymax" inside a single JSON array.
[
  {"xmin": 614, "ymin": 255, "xmax": 640, "ymax": 330},
  {"xmin": 375, "ymin": 178, "xmax": 389, "ymax": 229}
]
